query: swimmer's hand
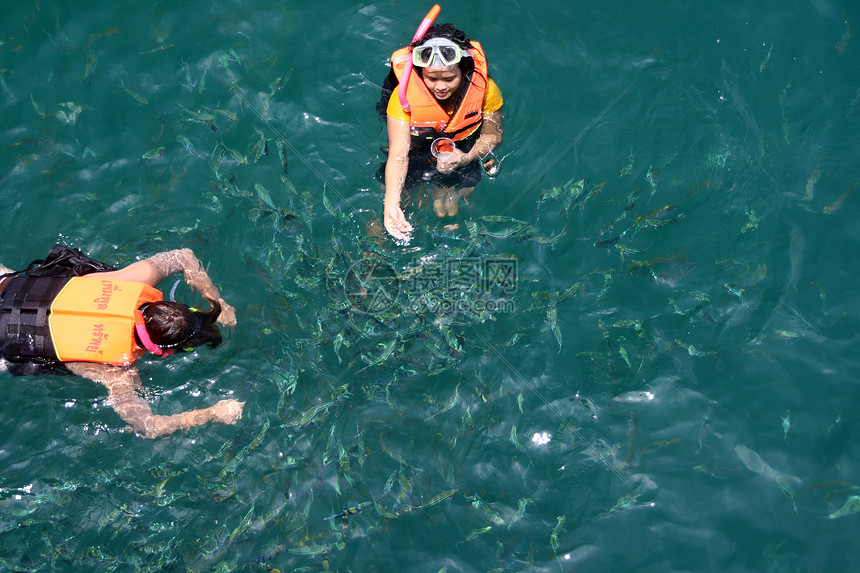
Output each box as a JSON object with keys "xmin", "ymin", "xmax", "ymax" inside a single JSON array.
[
  {"xmin": 210, "ymin": 399, "xmax": 245, "ymax": 425},
  {"xmin": 216, "ymin": 299, "xmax": 237, "ymax": 327},
  {"xmin": 436, "ymin": 149, "xmax": 470, "ymax": 174},
  {"xmin": 383, "ymin": 202, "xmax": 413, "ymax": 240}
]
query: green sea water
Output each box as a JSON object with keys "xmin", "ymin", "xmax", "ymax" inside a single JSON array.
[{"xmin": 2, "ymin": 0, "xmax": 860, "ymax": 571}]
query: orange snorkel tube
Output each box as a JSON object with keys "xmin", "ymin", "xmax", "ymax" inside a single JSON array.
[{"xmin": 398, "ymin": 4, "xmax": 441, "ymax": 113}]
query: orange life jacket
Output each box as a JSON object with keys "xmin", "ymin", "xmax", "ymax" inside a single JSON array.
[
  {"xmin": 49, "ymin": 277, "xmax": 162, "ymax": 365},
  {"xmin": 390, "ymin": 41, "xmax": 488, "ymax": 142}
]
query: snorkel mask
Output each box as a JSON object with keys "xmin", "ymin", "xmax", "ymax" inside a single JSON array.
[{"xmin": 412, "ymin": 37, "xmax": 470, "ymax": 69}]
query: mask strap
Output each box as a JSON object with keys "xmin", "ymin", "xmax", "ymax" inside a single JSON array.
[{"xmin": 134, "ymin": 308, "xmax": 173, "ymax": 358}]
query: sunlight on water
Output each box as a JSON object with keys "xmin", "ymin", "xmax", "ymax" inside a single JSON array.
[{"xmin": 1, "ymin": 0, "xmax": 860, "ymax": 571}]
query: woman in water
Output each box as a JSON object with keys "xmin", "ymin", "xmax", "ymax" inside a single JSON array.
[
  {"xmin": 379, "ymin": 23, "xmax": 504, "ymax": 239},
  {"xmin": 0, "ymin": 245, "xmax": 243, "ymax": 438}
]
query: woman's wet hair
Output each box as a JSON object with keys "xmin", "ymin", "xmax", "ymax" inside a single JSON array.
[
  {"xmin": 413, "ymin": 23, "xmax": 475, "ymax": 76},
  {"xmin": 142, "ymin": 299, "xmax": 222, "ymax": 351}
]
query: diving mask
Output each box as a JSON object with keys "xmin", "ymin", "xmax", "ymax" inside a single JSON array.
[{"xmin": 412, "ymin": 37, "xmax": 469, "ymax": 69}]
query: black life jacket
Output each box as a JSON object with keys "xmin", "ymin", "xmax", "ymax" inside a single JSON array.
[{"xmin": 0, "ymin": 244, "xmax": 116, "ymax": 376}]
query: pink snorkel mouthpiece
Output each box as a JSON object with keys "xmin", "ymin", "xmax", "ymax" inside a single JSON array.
[{"xmin": 398, "ymin": 4, "xmax": 441, "ymax": 113}]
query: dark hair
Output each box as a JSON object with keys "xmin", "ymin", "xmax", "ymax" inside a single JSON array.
[
  {"xmin": 142, "ymin": 299, "xmax": 222, "ymax": 351},
  {"xmin": 412, "ymin": 23, "xmax": 475, "ymax": 76}
]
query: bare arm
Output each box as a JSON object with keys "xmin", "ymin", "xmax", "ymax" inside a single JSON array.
[
  {"xmin": 66, "ymin": 362, "xmax": 244, "ymax": 439},
  {"xmin": 98, "ymin": 248, "xmax": 236, "ymax": 326},
  {"xmin": 383, "ymin": 116, "xmax": 414, "ymax": 240},
  {"xmin": 436, "ymin": 109, "xmax": 504, "ymax": 173},
  {"xmin": 466, "ymin": 109, "xmax": 504, "ymax": 161}
]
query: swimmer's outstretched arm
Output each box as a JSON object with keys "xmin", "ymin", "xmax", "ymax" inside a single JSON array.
[
  {"xmin": 66, "ymin": 362, "xmax": 244, "ymax": 439},
  {"xmin": 99, "ymin": 248, "xmax": 236, "ymax": 326},
  {"xmin": 383, "ymin": 116, "xmax": 414, "ymax": 240}
]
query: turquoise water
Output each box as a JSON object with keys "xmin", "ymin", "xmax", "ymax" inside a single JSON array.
[{"xmin": 2, "ymin": 0, "xmax": 860, "ymax": 571}]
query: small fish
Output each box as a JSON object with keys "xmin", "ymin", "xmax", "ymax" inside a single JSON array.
[
  {"xmin": 610, "ymin": 493, "xmax": 642, "ymax": 512},
  {"xmin": 229, "ymin": 505, "xmax": 255, "ymax": 541},
  {"xmin": 508, "ymin": 498, "xmax": 534, "ymax": 530},
  {"xmin": 276, "ymin": 140, "xmax": 289, "ymax": 174},
  {"xmin": 549, "ymin": 515, "xmax": 565, "ymax": 552},
  {"xmin": 324, "ymin": 502, "xmax": 371, "ymax": 527},
  {"xmin": 413, "ymin": 489, "xmax": 457, "ymax": 510},
  {"xmin": 207, "ymin": 107, "xmax": 239, "ymax": 122},
  {"xmin": 322, "ymin": 185, "xmax": 343, "ymax": 220},
  {"xmin": 547, "ymin": 303, "xmax": 562, "ymax": 350},
  {"xmin": 692, "ymin": 464, "xmax": 740, "ymax": 478},
  {"xmin": 530, "ymin": 228, "xmax": 566, "ymax": 245},
  {"xmin": 177, "ymin": 102, "xmax": 217, "ymax": 124},
  {"xmin": 288, "ymin": 544, "xmax": 329, "ymax": 556},
  {"xmin": 759, "ymin": 43, "xmax": 773, "ymax": 72},
  {"xmin": 621, "ymin": 151, "xmax": 634, "ymax": 176},
  {"xmin": 225, "ymin": 144, "xmax": 248, "ymax": 163},
  {"xmin": 836, "ymin": 14, "xmax": 851, "ymax": 55},
  {"xmin": 828, "ymin": 415, "xmax": 842, "ymax": 435},
  {"xmin": 776, "ymin": 475, "xmax": 798, "ymax": 513},
  {"xmin": 536, "ymin": 185, "xmax": 563, "ymax": 206},
  {"xmin": 465, "ymin": 526, "xmax": 492, "ymax": 541},
  {"xmin": 775, "ymin": 330, "xmax": 802, "ymax": 339},
  {"xmin": 294, "ymin": 400, "xmax": 335, "ymax": 426},
  {"xmin": 635, "ymin": 438, "xmax": 680, "ymax": 457},
  {"xmin": 250, "ymin": 545, "xmax": 286, "ymax": 564},
  {"xmin": 634, "ymin": 205, "xmax": 676, "ymax": 223},
  {"xmin": 725, "ymin": 283, "xmax": 751, "ymax": 312},
  {"xmin": 481, "ymin": 215, "xmax": 529, "ymax": 225},
  {"xmin": 483, "ymin": 224, "xmax": 525, "ymax": 239},
  {"xmin": 782, "ymin": 410, "xmax": 791, "ymax": 442},
  {"xmin": 510, "ymin": 426, "xmax": 528, "ymax": 454},
  {"xmin": 177, "ymin": 135, "xmax": 206, "ymax": 159},
  {"xmin": 82, "ymin": 48, "xmax": 98, "ymax": 85},
  {"xmin": 562, "ymin": 178, "xmax": 587, "ymax": 209},
  {"xmin": 198, "ymin": 68, "xmax": 208, "ymax": 93},
  {"xmin": 824, "ymin": 495, "xmax": 860, "ymax": 519},
  {"xmin": 741, "ymin": 209, "xmax": 761, "ymax": 233},
  {"xmin": 139, "ymin": 43, "xmax": 175, "ymax": 55},
  {"xmin": 268, "ymin": 76, "xmax": 284, "ymax": 96},
  {"xmin": 823, "ymin": 184, "xmax": 855, "ymax": 214},
  {"xmin": 595, "ymin": 235, "xmax": 621, "ymax": 249},
  {"xmin": 804, "ymin": 162, "xmax": 821, "ymax": 202},
  {"xmin": 576, "ymin": 180, "xmax": 605, "ymax": 207},
  {"xmin": 779, "ymin": 81, "xmax": 792, "ymax": 142},
  {"xmin": 360, "ymin": 338, "xmax": 397, "ymax": 367},
  {"xmin": 141, "ymin": 146, "xmax": 164, "ymax": 160},
  {"xmin": 120, "ymin": 79, "xmax": 148, "ymax": 105},
  {"xmin": 255, "ymin": 183, "xmax": 275, "ymax": 209},
  {"xmin": 246, "ymin": 418, "xmax": 270, "ymax": 451},
  {"xmin": 645, "ymin": 165, "xmax": 659, "ymax": 195}
]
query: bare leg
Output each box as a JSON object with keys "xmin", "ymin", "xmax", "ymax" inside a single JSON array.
[
  {"xmin": 432, "ymin": 185, "xmax": 451, "ymax": 217},
  {"xmin": 432, "ymin": 186, "xmax": 474, "ymax": 217}
]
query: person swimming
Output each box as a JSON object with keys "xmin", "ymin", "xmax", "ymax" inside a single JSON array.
[
  {"xmin": 377, "ymin": 21, "xmax": 504, "ymax": 240},
  {"xmin": 0, "ymin": 244, "xmax": 243, "ymax": 438}
]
